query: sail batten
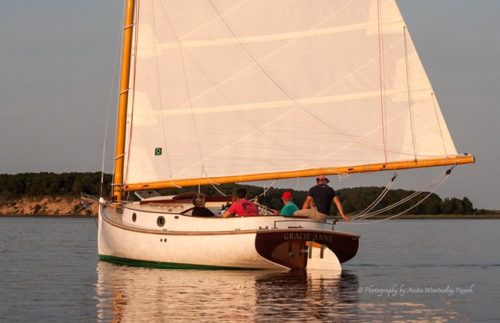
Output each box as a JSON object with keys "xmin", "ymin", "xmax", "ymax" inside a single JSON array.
[
  {"xmin": 127, "ymin": 87, "xmax": 434, "ymax": 117},
  {"xmin": 153, "ymin": 19, "xmax": 405, "ymax": 50},
  {"xmin": 120, "ymin": 0, "xmax": 472, "ymax": 188}
]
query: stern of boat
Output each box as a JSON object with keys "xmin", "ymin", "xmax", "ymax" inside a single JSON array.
[{"xmin": 254, "ymin": 228, "xmax": 359, "ymax": 271}]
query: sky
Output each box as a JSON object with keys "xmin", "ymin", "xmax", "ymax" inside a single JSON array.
[{"xmin": 0, "ymin": 1, "xmax": 498, "ymax": 209}]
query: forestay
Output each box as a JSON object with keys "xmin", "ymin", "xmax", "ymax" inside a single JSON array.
[{"xmin": 122, "ymin": 0, "xmax": 459, "ymax": 188}]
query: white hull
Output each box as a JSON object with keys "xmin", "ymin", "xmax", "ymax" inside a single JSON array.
[{"xmin": 98, "ymin": 199, "xmax": 359, "ymax": 271}]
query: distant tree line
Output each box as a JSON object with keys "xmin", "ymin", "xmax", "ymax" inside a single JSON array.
[
  {"xmin": 0, "ymin": 172, "xmax": 112, "ymax": 201},
  {"xmin": 0, "ymin": 172, "xmax": 479, "ymax": 215},
  {"xmin": 336, "ymin": 187, "xmax": 475, "ymax": 215},
  {"xmin": 254, "ymin": 186, "xmax": 476, "ymax": 215}
]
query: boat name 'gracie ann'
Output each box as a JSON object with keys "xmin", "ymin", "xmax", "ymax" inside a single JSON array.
[{"xmin": 283, "ymin": 232, "xmax": 333, "ymax": 242}]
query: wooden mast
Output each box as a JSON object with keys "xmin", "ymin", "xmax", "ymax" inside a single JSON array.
[{"xmin": 112, "ymin": 0, "xmax": 136, "ymax": 201}]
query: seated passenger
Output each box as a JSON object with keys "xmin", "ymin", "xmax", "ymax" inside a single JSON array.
[
  {"xmin": 293, "ymin": 175, "xmax": 349, "ymax": 221},
  {"xmin": 278, "ymin": 191, "xmax": 299, "ymax": 216},
  {"xmin": 222, "ymin": 188, "xmax": 259, "ymax": 218},
  {"xmin": 191, "ymin": 194, "xmax": 214, "ymax": 217},
  {"xmin": 192, "ymin": 205, "xmax": 215, "ymax": 217}
]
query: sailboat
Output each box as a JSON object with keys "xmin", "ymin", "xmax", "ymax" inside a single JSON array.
[{"xmin": 98, "ymin": 0, "xmax": 474, "ymax": 270}]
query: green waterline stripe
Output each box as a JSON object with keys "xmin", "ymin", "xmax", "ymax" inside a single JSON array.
[{"xmin": 99, "ymin": 255, "xmax": 259, "ymax": 271}]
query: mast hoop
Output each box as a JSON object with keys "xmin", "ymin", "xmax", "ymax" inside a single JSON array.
[{"xmin": 119, "ymin": 88, "xmax": 130, "ymax": 95}]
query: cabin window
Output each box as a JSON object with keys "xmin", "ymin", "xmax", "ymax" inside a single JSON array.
[
  {"xmin": 132, "ymin": 213, "xmax": 137, "ymax": 222},
  {"xmin": 157, "ymin": 216, "xmax": 165, "ymax": 227}
]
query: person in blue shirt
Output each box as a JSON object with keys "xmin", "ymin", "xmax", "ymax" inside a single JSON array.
[{"xmin": 278, "ymin": 191, "xmax": 299, "ymax": 216}]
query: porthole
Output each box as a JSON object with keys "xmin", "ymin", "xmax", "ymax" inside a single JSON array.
[
  {"xmin": 132, "ymin": 213, "xmax": 137, "ymax": 222},
  {"xmin": 157, "ymin": 216, "xmax": 165, "ymax": 227}
]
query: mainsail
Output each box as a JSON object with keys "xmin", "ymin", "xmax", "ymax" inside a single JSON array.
[{"xmin": 114, "ymin": 0, "xmax": 472, "ymax": 194}]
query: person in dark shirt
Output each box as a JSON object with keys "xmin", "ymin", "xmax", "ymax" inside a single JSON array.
[
  {"xmin": 190, "ymin": 194, "xmax": 215, "ymax": 217},
  {"xmin": 191, "ymin": 205, "xmax": 215, "ymax": 217},
  {"xmin": 294, "ymin": 175, "xmax": 349, "ymax": 222}
]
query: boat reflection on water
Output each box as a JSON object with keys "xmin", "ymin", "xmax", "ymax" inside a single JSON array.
[
  {"xmin": 253, "ymin": 270, "xmax": 360, "ymax": 321},
  {"xmin": 95, "ymin": 262, "xmax": 359, "ymax": 322}
]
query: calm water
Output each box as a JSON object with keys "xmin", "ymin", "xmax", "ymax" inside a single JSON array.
[{"xmin": 0, "ymin": 218, "xmax": 499, "ymax": 322}]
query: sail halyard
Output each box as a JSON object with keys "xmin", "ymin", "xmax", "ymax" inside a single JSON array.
[
  {"xmin": 112, "ymin": 0, "xmax": 136, "ymax": 201},
  {"xmin": 120, "ymin": 0, "xmax": 474, "ymax": 193}
]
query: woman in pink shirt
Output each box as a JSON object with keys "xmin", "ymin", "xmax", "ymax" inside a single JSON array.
[{"xmin": 222, "ymin": 188, "xmax": 259, "ymax": 217}]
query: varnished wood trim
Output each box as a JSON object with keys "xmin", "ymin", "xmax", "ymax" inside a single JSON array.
[
  {"xmin": 123, "ymin": 155, "xmax": 475, "ymax": 191},
  {"xmin": 113, "ymin": 0, "xmax": 136, "ymax": 201}
]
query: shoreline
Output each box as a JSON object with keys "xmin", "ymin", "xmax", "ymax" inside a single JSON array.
[
  {"xmin": 0, "ymin": 196, "xmax": 97, "ymax": 217},
  {"xmin": 1, "ymin": 214, "xmax": 499, "ymax": 220},
  {"xmin": 348, "ymin": 214, "xmax": 500, "ymax": 220},
  {"xmin": 0, "ymin": 214, "xmax": 96, "ymax": 218},
  {"xmin": 1, "ymin": 195, "xmax": 498, "ymax": 219}
]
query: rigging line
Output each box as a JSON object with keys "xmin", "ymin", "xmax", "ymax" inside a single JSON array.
[
  {"xmin": 377, "ymin": 0, "xmax": 388, "ymax": 163},
  {"xmin": 164, "ymin": 2, "xmax": 404, "ymax": 145},
  {"xmin": 159, "ymin": 2, "xmax": 206, "ymax": 173},
  {"xmin": 206, "ymin": 0, "xmax": 343, "ymax": 133},
  {"xmin": 258, "ymin": 180, "xmax": 277, "ymax": 197},
  {"xmin": 201, "ymin": 168, "xmax": 227, "ymax": 197},
  {"xmin": 348, "ymin": 174, "xmax": 450, "ymax": 225},
  {"xmin": 152, "ymin": 27, "xmax": 315, "ymax": 176},
  {"xmin": 352, "ymin": 168, "xmax": 447, "ymax": 219},
  {"xmin": 166, "ymin": 3, "xmax": 386, "ymax": 148},
  {"xmin": 352, "ymin": 168, "xmax": 450, "ymax": 220},
  {"xmin": 100, "ymin": 8, "xmax": 123, "ymax": 198},
  {"xmin": 160, "ymin": 1, "xmax": 386, "ymax": 168},
  {"xmin": 311, "ymin": 108, "xmax": 412, "ymax": 167},
  {"xmin": 351, "ymin": 186, "xmax": 422, "ymax": 219},
  {"xmin": 165, "ymin": 1, "xmax": 377, "ymax": 172},
  {"xmin": 351, "ymin": 179, "xmax": 448, "ymax": 221},
  {"xmin": 158, "ymin": 55, "xmax": 307, "ymax": 183},
  {"xmin": 352, "ymin": 172, "xmax": 398, "ymax": 217},
  {"xmin": 162, "ymin": 40, "xmax": 298, "ymax": 170},
  {"xmin": 155, "ymin": 3, "xmax": 290, "ymax": 187},
  {"xmin": 431, "ymin": 92, "xmax": 449, "ymax": 156},
  {"xmin": 175, "ymin": 0, "xmax": 355, "ymax": 114},
  {"xmin": 352, "ymin": 174, "xmax": 443, "ymax": 219},
  {"xmin": 403, "ymin": 26, "xmax": 418, "ymax": 160},
  {"xmin": 149, "ymin": 0, "xmax": 177, "ymax": 183},
  {"xmin": 179, "ymin": 0, "xmax": 250, "ymax": 41},
  {"xmin": 301, "ymin": 35, "xmax": 419, "ymax": 168},
  {"xmin": 358, "ymin": 182, "xmax": 393, "ymax": 215},
  {"xmin": 351, "ymin": 172, "xmax": 398, "ymax": 217},
  {"xmin": 298, "ymin": 37, "xmax": 420, "ymax": 165}
]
